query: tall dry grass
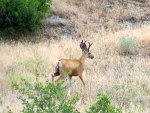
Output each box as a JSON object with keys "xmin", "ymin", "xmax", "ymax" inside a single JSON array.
[
  {"xmin": 0, "ymin": 0, "xmax": 150, "ymax": 112},
  {"xmin": 0, "ymin": 26, "xmax": 150, "ymax": 113}
]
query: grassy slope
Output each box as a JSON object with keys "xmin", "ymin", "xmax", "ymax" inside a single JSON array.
[
  {"xmin": 0, "ymin": 26, "xmax": 150, "ymax": 113},
  {"xmin": 0, "ymin": 0, "xmax": 150, "ymax": 113}
]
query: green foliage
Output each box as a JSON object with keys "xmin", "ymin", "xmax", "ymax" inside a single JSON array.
[
  {"xmin": 119, "ymin": 35, "xmax": 139, "ymax": 55},
  {"xmin": 11, "ymin": 62, "xmax": 79, "ymax": 113},
  {"xmin": 0, "ymin": 0, "xmax": 52, "ymax": 37},
  {"xmin": 8, "ymin": 56, "xmax": 123, "ymax": 113},
  {"xmin": 0, "ymin": 96, "xmax": 2, "ymax": 105},
  {"xmin": 86, "ymin": 94, "xmax": 122, "ymax": 113}
]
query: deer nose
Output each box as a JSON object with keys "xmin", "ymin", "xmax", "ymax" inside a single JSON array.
[{"xmin": 91, "ymin": 55, "xmax": 94, "ymax": 59}]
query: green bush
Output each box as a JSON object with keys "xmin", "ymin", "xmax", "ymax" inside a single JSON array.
[
  {"xmin": 11, "ymin": 78, "xmax": 122, "ymax": 113},
  {"xmin": 86, "ymin": 94, "xmax": 122, "ymax": 113},
  {"xmin": 119, "ymin": 35, "xmax": 139, "ymax": 55},
  {"xmin": 0, "ymin": 0, "xmax": 52, "ymax": 36},
  {"xmin": 12, "ymin": 79, "xmax": 79, "ymax": 113},
  {"xmin": 10, "ymin": 76, "xmax": 123, "ymax": 113},
  {"xmin": 6, "ymin": 56, "xmax": 79, "ymax": 113}
]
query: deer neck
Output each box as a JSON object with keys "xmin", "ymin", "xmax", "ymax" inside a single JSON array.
[{"xmin": 79, "ymin": 53, "xmax": 88, "ymax": 64}]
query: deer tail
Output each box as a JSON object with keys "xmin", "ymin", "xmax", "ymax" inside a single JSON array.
[{"xmin": 54, "ymin": 60, "xmax": 62, "ymax": 76}]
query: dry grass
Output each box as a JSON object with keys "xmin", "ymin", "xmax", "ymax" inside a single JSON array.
[
  {"xmin": 0, "ymin": 0, "xmax": 150, "ymax": 112},
  {"xmin": 0, "ymin": 26, "xmax": 150, "ymax": 113},
  {"xmin": 52, "ymin": 0, "xmax": 150, "ymax": 35}
]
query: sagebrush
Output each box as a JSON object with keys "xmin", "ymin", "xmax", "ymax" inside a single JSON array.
[{"xmin": 119, "ymin": 35, "xmax": 139, "ymax": 55}]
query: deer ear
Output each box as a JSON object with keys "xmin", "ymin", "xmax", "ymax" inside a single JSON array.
[{"xmin": 80, "ymin": 40, "xmax": 88, "ymax": 51}]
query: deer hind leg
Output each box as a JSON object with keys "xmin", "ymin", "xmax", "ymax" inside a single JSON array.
[
  {"xmin": 53, "ymin": 60, "xmax": 62, "ymax": 82},
  {"xmin": 51, "ymin": 70, "xmax": 60, "ymax": 83},
  {"xmin": 56, "ymin": 75, "xmax": 63, "ymax": 82},
  {"xmin": 51, "ymin": 74, "xmax": 54, "ymax": 83},
  {"xmin": 51, "ymin": 73, "xmax": 60, "ymax": 83}
]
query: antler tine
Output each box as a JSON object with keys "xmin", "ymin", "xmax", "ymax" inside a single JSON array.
[
  {"xmin": 88, "ymin": 42, "xmax": 93, "ymax": 50},
  {"xmin": 80, "ymin": 40, "xmax": 90, "ymax": 51}
]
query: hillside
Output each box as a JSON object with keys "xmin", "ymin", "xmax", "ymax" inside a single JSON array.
[{"xmin": 0, "ymin": 0, "xmax": 150, "ymax": 113}]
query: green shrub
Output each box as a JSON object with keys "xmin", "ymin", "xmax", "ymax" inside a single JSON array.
[
  {"xmin": 10, "ymin": 73, "xmax": 123, "ymax": 113},
  {"xmin": 0, "ymin": 0, "xmax": 52, "ymax": 36},
  {"xmin": 119, "ymin": 35, "xmax": 139, "ymax": 55},
  {"xmin": 7, "ymin": 56, "xmax": 79, "ymax": 113},
  {"xmin": 11, "ymin": 67, "xmax": 79, "ymax": 113},
  {"xmin": 86, "ymin": 94, "xmax": 122, "ymax": 113}
]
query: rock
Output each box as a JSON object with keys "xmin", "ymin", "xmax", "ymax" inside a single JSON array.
[
  {"xmin": 41, "ymin": 16, "xmax": 68, "ymax": 27},
  {"xmin": 135, "ymin": 0, "xmax": 147, "ymax": 3},
  {"xmin": 103, "ymin": 4, "xmax": 113, "ymax": 12},
  {"xmin": 59, "ymin": 25, "xmax": 75, "ymax": 38},
  {"xmin": 124, "ymin": 16, "xmax": 137, "ymax": 23},
  {"xmin": 141, "ymin": 14, "xmax": 150, "ymax": 21}
]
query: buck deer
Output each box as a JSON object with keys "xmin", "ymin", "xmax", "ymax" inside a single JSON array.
[{"xmin": 51, "ymin": 40, "xmax": 94, "ymax": 89}]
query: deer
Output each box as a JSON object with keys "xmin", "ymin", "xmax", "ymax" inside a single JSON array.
[{"xmin": 51, "ymin": 40, "xmax": 94, "ymax": 95}]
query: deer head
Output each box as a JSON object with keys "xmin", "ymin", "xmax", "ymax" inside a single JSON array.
[{"xmin": 80, "ymin": 40, "xmax": 94, "ymax": 59}]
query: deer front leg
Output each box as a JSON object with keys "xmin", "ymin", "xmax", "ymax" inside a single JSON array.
[
  {"xmin": 78, "ymin": 71, "xmax": 85, "ymax": 86},
  {"xmin": 68, "ymin": 76, "xmax": 72, "ymax": 96},
  {"xmin": 79, "ymin": 75, "xmax": 85, "ymax": 86}
]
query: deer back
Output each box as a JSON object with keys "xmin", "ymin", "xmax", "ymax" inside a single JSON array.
[{"xmin": 59, "ymin": 59, "xmax": 84, "ymax": 76}]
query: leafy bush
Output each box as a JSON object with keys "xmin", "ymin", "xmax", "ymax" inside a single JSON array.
[
  {"xmin": 6, "ymin": 56, "xmax": 79, "ymax": 113},
  {"xmin": 119, "ymin": 35, "xmax": 139, "ymax": 55},
  {"xmin": 0, "ymin": 0, "xmax": 52, "ymax": 36},
  {"xmin": 10, "ymin": 74, "xmax": 123, "ymax": 113},
  {"xmin": 11, "ymin": 77, "xmax": 79, "ymax": 113},
  {"xmin": 86, "ymin": 94, "xmax": 122, "ymax": 113}
]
